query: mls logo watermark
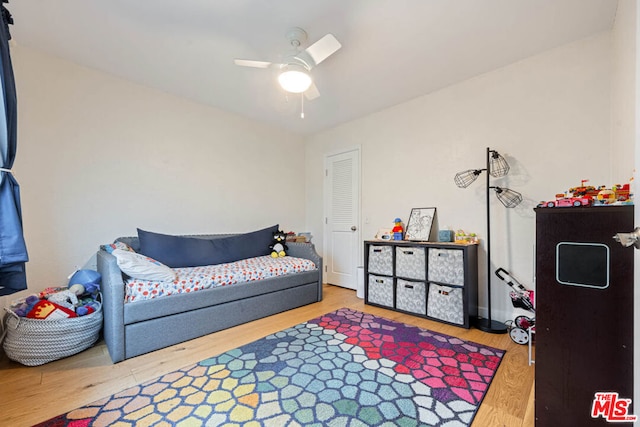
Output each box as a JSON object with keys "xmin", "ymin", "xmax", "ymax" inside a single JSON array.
[{"xmin": 591, "ymin": 392, "xmax": 637, "ymax": 422}]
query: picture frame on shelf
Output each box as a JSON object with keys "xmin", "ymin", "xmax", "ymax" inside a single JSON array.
[{"xmin": 405, "ymin": 207, "xmax": 436, "ymax": 241}]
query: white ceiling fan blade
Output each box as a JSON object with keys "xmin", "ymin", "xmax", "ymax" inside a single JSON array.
[
  {"xmin": 305, "ymin": 82, "xmax": 320, "ymax": 100},
  {"xmin": 304, "ymin": 34, "xmax": 341, "ymax": 66},
  {"xmin": 234, "ymin": 59, "xmax": 273, "ymax": 68}
]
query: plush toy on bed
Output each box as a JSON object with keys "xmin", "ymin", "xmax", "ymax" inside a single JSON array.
[{"xmin": 269, "ymin": 230, "xmax": 289, "ymax": 258}]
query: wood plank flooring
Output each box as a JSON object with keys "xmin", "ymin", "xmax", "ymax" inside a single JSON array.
[{"xmin": 0, "ymin": 284, "xmax": 535, "ymax": 426}]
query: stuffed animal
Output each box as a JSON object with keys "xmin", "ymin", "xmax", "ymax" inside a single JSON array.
[
  {"xmin": 47, "ymin": 289, "xmax": 79, "ymax": 310},
  {"xmin": 68, "ymin": 269, "xmax": 101, "ymax": 295},
  {"xmin": 69, "ymin": 283, "xmax": 85, "ymax": 296},
  {"xmin": 11, "ymin": 294, "xmax": 40, "ymax": 317},
  {"xmin": 269, "ymin": 230, "xmax": 289, "ymax": 258},
  {"xmin": 27, "ymin": 300, "xmax": 77, "ymax": 319},
  {"xmin": 76, "ymin": 300, "xmax": 100, "ymax": 316}
]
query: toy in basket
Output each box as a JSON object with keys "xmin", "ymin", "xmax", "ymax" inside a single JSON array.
[
  {"xmin": 495, "ymin": 268, "xmax": 535, "ymax": 345},
  {"xmin": 1, "ymin": 270, "xmax": 103, "ymax": 366}
]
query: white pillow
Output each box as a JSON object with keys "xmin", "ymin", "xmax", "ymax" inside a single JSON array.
[{"xmin": 112, "ymin": 249, "xmax": 177, "ymax": 282}]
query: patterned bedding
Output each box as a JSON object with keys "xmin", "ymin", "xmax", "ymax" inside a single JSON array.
[{"xmin": 124, "ymin": 255, "xmax": 317, "ymax": 303}]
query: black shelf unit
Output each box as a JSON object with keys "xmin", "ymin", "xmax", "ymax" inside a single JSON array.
[{"xmin": 364, "ymin": 240, "xmax": 478, "ymax": 328}]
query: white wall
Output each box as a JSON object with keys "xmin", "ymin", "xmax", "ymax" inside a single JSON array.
[
  {"xmin": 611, "ymin": 0, "xmax": 638, "ymax": 405},
  {"xmin": 305, "ymin": 33, "xmax": 614, "ymax": 322},
  {"xmin": 612, "ymin": 0, "xmax": 638, "ymax": 184},
  {"xmin": 2, "ymin": 46, "xmax": 305, "ymax": 305}
]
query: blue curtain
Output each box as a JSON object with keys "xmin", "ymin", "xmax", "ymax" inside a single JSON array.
[{"xmin": 0, "ymin": 1, "xmax": 27, "ymax": 295}]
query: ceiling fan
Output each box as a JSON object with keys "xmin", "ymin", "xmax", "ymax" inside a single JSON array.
[{"xmin": 234, "ymin": 27, "xmax": 341, "ymax": 101}]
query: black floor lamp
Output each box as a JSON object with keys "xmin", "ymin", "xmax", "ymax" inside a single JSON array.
[{"xmin": 454, "ymin": 147, "xmax": 523, "ymax": 334}]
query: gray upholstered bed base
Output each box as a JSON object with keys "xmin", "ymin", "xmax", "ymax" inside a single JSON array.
[{"xmin": 97, "ymin": 236, "xmax": 323, "ymax": 363}]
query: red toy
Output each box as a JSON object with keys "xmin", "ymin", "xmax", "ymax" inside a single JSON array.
[
  {"xmin": 538, "ymin": 180, "xmax": 600, "ymax": 208},
  {"xmin": 595, "ymin": 183, "xmax": 631, "ymax": 204},
  {"xmin": 541, "ymin": 195, "xmax": 592, "ymax": 208},
  {"xmin": 27, "ymin": 300, "xmax": 77, "ymax": 320}
]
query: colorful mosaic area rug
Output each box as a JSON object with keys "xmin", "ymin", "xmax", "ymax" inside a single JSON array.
[{"xmin": 36, "ymin": 308, "xmax": 505, "ymax": 426}]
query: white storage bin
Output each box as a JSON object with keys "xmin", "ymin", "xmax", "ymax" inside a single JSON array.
[
  {"xmin": 396, "ymin": 279, "xmax": 426, "ymax": 315},
  {"xmin": 428, "ymin": 248, "xmax": 464, "ymax": 286},
  {"xmin": 368, "ymin": 245, "xmax": 393, "ymax": 276},
  {"xmin": 395, "ymin": 247, "xmax": 426, "ymax": 280},
  {"xmin": 367, "ymin": 274, "xmax": 394, "ymax": 307},
  {"xmin": 427, "ymin": 283, "xmax": 464, "ymax": 325}
]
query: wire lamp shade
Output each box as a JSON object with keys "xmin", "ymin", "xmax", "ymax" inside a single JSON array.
[
  {"xmin": 453, "ymin": 147, "xmax": 523, "ymax": 334},
  {"xmin": 489, "ymin": 151, "xmax": 510, "ymax": 177},
  {"xmin": 494, "ymin": 187, "xmax": 523, "ymax": 208},
  {"xmin": 454, "ymin": 169, "xmax": 482, "ymax": 188}
]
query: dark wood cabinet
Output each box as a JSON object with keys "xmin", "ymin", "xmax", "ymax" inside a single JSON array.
[{"xmin": 535, "ymin": 206, "xmax": 634, "ymax": 425}]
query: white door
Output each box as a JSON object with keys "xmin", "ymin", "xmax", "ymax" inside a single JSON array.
[{"xmin": 324, "ymin": 148, "xmax": 360, "ymax": 289}]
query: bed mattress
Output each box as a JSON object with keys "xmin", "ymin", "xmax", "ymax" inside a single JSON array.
[{"xmin": 124, "ymin": 255, "xmax": 317, "ymax": 303}]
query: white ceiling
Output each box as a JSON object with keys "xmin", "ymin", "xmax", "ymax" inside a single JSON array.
[{"xmin": 9, "ymin": 0, "xmax": 617, "ymax": 135}]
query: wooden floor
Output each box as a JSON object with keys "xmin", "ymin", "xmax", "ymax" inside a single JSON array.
[{"xmin": 0, "ymin": 284, "xmax": 535, "ymax": 427}]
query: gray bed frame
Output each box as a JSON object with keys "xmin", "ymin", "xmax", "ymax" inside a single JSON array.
[{"xmin": 97, "ymin": 235, "xmax": 323, "ymax": 363}]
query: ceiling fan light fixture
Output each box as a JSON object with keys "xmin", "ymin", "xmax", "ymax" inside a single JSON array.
[{"xmin": 278, "ymin": 63, "xmax": 312, "ymax": 93}]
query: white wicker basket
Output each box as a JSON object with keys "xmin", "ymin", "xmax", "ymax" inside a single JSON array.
[{"xmin": 2, "ymin": 300, "xmax": 102, "ymax": 366}]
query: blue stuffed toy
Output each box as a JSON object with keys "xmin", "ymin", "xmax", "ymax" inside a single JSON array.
[
  {"xmin": 69, "ymin": 269, "xmax": 101, "ymax": 295},
  {"xmin": 269, "ymin": 230, "xmax": 288, "ymax": 258}
]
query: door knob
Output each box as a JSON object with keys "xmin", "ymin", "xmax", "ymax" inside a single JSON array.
[
  {"xmin": 351, "ymin": 226, "xmax": 357, "ymax": 231},
  {"xmin": 613, "ymin": 227, "xmax": 640, "ymax": 249}
]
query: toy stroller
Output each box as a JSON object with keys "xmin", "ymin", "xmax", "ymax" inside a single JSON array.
[{"xmin": 495, "ymin": 268, "xmax": 535, "ymax": 345}]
